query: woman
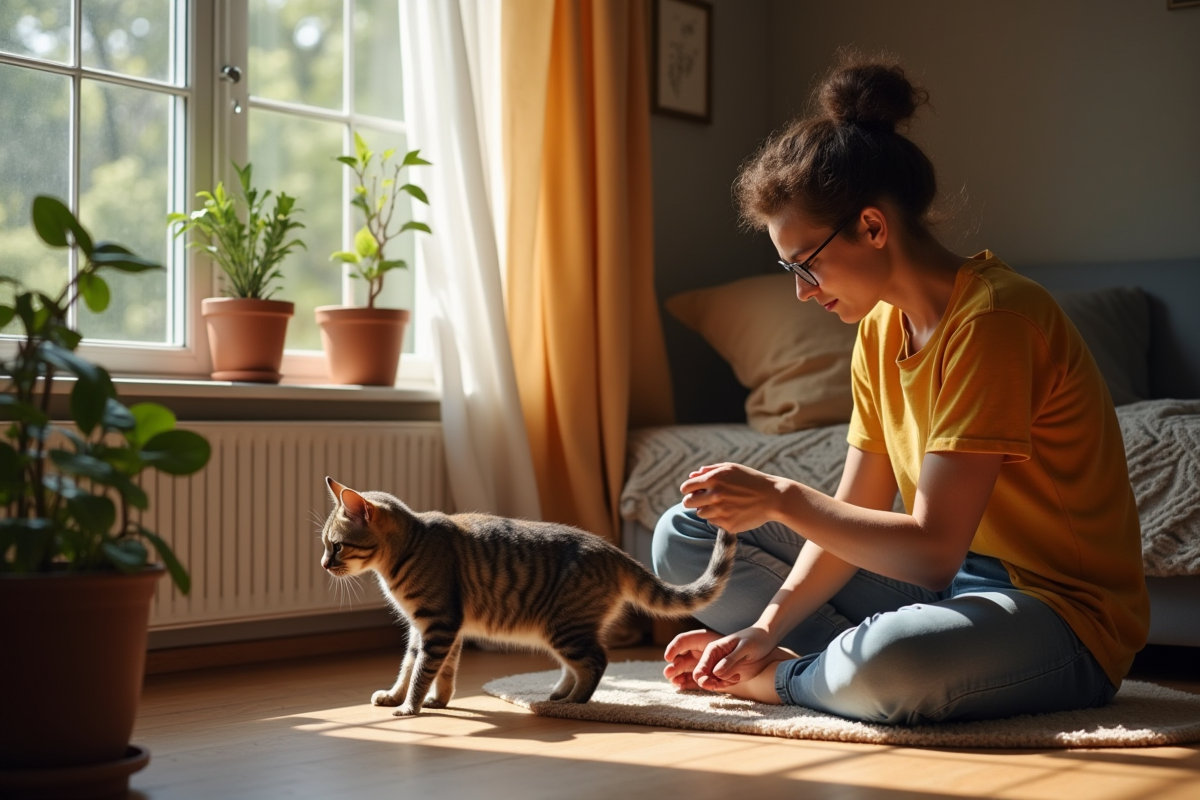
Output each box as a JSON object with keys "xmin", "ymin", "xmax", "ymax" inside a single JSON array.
[{"xmin": 651, "ymin": 54, "xmax": 1149, "ymax": 725}]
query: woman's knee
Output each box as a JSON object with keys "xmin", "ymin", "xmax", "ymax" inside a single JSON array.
[{"xmin": 651, "ymin": 502, "xmax": 720, "ymax": 584}]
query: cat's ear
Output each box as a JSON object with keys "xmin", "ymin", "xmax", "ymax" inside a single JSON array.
[
  {"xmin": 326, "ymin": 476, "xmax": 347, "ymax": 502},
  {"xmin": 340, "ymin": 487, "xmax": 375, "ymax": 525}
]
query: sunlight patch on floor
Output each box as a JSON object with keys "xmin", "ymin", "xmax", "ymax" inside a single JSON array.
[{"xmin": 270, "ymin": 693, "xmax": 1197, "ymax": 799}]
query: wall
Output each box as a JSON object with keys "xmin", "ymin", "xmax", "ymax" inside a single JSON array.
[
  {"xmin": 651, "ymin": 0, "xmax": 774, "ymax": 423},
  {"xmin": 765, "ymin": 0, "xmax": 1200, "ymax": 264}
]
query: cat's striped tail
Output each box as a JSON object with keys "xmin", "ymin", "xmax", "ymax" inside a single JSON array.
[{"xmin": 627, "ymin": 528, "xmax": 737, "ymax": 617}]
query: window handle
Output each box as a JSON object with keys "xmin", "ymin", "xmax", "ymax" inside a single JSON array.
[{"xmin": 220, "ymin": 65, "xmax": 242, "ymax": 84}]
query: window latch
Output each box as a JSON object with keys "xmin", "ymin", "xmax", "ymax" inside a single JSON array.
[{"xmin": 220, "ymin": 65, "xmax": 242, "ymax": 84}]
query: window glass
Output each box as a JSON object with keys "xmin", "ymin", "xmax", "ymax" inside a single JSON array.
[
  {"xmin": 249, "ymin": 0, "xmax": 343, "ymax": 111},
  {"xmin": 0, "ymin": 1, "xmax": 73, "ymax": 65},
  {"xmin": 77, "ymin": 78, "xmax": 172, "ymax": 343},
  {"xmin": 248, "ymin": 109, "xmax": 343, "ymax": 352},
  {"xmin": 353, "ymin": 0, "xmax": 402, "ymax": 121},
  {"xmin": 0, "ymin": 63, "xmax": 70, "ymax": 334},
  {"xmin": 81, "ymin": 0, "xmax": 175, "ymax": 83}
]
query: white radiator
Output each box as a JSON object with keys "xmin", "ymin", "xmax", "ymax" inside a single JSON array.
[{"xmin": 137, "ymin": 421, "xmax": 451, "ymax": 630}]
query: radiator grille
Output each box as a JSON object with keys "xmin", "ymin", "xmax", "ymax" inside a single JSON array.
[{"xmin": 137, "ymin": 421, "xmax": 450, "ymax": 630}]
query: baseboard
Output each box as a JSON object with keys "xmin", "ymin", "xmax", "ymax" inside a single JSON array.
[{"xmin": 145, "ymin": 626, "xmax": 406, "ymax": 675}]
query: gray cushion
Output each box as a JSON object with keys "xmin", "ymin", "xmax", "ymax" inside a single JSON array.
[{"xmin": 1051, "ymin": 287, "xmax": 1150, "ymax": 406}]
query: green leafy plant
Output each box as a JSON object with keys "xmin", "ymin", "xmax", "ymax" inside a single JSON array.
[
  {"xmin": 1, "ymin": 196, "xmax": 211, "ymax": 592},
  {"xmin": 168, "ymin": 161, "xmax": 306, "ymax": 299},
  {"xmin": 331, "ymin": 133, "xmax": 432, "ymax": 308}
]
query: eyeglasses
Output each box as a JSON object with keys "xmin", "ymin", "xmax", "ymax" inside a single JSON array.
[{"xmin": 777, "ymin": 216, "xmax": 853, "ymax": 287}]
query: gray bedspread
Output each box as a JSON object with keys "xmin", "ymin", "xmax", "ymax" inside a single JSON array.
[{"xmin": 621, "ymin": 399, "xmax": 1200, "ymax": 578}]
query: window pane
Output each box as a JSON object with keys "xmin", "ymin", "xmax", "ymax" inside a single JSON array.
[
  {"xmin": 81, "ymin": 0, "xmax": 175, "ymax": 84},
  {"xmin": 77, "ymin": 79, "xmax": 172, "ymax": 343},
  {"xmin": 0, "ymin": 1, "xmax": 73, "ymax": 65},
  {"xmin": 352, "ymin": 127, "xmax": 416, "ymax": 354},
  {"xmin": 249, "ymin": 0, "xmax": 343, "ymax": 111},
  {"xmin": 353, "ymin": 0, "xmax": 402, "ymax": 121},
  {"xmin": 0, "ymin": 64, "xmax": 70, "ymax": 334},
  {"xmin": 249, "ymin": 109, "xmax": 343, "ymax": 352}
]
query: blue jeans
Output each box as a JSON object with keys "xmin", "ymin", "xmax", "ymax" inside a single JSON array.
[{"xmin": 651, "ymin": 503, "xmax": 1116, "ymax": 725}]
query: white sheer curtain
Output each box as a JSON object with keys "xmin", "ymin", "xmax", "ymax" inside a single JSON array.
[{"xmin": 398, "ymin": 0, "xmax": 541, "ymax": 520}]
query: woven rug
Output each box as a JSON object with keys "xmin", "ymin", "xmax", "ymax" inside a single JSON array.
[{"xmin": 483, "ymin": 660, "xmax": 1200, "ymax": 749}]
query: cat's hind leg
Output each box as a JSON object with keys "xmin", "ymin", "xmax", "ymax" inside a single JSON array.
[
  {"xmin": 423, "ymin": 636, "xmax": 463, "ymax": 709},
  {"xmin": 372, "ymin": 624, "xmax": 418, "ymax": 707},
  {"xmin": 549, "ymin": 633, "xmax": 608, "ymax": 703}
]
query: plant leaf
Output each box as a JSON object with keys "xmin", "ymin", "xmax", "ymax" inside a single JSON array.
[
  {"xmin": 102, "ymin": 398, "xmax": 136, "ymax": 432},
  {"xmin": 133, "ymin": 526, "xmax": 190, "ymax": 595},
  {"xmin": 402, "ymin": 150, "xmax": 432, "ymax": 167},
  {"xmin": 400, "ymin": 221, "xmax": 432, "ymax": 235},
  {"xmin": 329, "ymin": 250, "xmax": 361, "ymax": 264},
  {"xmin": 70, "ymin": 378, "xmax": 108, "ymax": 435},
  {"xmin": 354, "ymin": 226, "xmax": 380, "ymax": 259},
  {"xmin": 399, "ymin": 184, "xmax": 429, "ymax": 204},
  {"xmin": 78, "ymin": 271, "xmax": 111, "ymax": 313},
  {"xmin": 90, "ymin": 242, "xmax": 162, "ymax": 273},
  {"xmin": 0, "ymin": 305, "xmax": 15, "ymax": 328},
  {"xmin": 335, "ymin": 156, "xmax": 358, "ymax": 168},
  {"xmin": 354, "ymin": 131, "xmax": 371, "ymax": 165},
  {"xmin": 126, "ymin": 403, "xmax": 176, "ymax": 449},
  {"xmin": 31, "ymin": 196, "xmax": 94, "ymax": 255},
  {"xmin": 69, "ymin": 494, "xmax": 117, "ymax": 534},
  {"xmin": 50, "ymin": 450, "xmax": 118, "ymax": 483},
  {"xmin": 102, "ymin": 538, "xmax": 149, "ymax": 573},
  {"xmin": 140, "ymin": 430, "xmax": 212, "ymax": 476}
]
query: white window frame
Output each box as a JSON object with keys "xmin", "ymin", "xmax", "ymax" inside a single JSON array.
[{"xmin": 1, "ymin": 0, "xmax": 436, "ymax": 389}]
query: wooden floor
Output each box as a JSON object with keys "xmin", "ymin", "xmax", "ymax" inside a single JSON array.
[{"xmin": 130, "ymin": 644, "xmax": 1200, "ymax": 800}]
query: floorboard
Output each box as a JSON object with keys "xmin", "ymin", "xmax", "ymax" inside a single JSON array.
[{"xmin": 130, "ymin": 644, "xmax": 1200, "ymax": 800}]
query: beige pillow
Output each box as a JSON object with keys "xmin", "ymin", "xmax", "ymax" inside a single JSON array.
[{"xmin": 666, "ymin": 274, "xmax": 859, "ymax": 434}]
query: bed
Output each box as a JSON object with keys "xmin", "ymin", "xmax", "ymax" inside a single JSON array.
[{"xmin": 620, "ymin": 262, "xmax": 1200, "ymax": 647}]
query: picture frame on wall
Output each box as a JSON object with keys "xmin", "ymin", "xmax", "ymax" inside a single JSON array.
[{"xmin": 652, "ymin": 0, "xmax": 712, "ymax": 123}]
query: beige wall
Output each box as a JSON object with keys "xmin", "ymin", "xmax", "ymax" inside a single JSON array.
[{"xmin": 765, "ymin": 0, "xmax": 1200, "ymax": 265}]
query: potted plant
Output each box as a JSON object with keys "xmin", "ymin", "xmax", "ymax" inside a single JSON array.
[
  {"xmin": 1, "ymin": 197, "xmax": 211, "ymax": 797},
  {"xmin": 168, "ymin": 162, "xmax": 306, "ymax": 383},
  {"xmin": 318, "ymin": 133, "xmax": 431, "ymax": 386}
]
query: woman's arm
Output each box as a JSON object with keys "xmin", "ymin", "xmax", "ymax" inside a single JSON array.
[
  {"xmin": 681, "ymin": 449, "xmax": 1003, "ymax": 592},
  {"xmin": 671, "ymin": 447, "xmax": 898, "ymax": 689}
]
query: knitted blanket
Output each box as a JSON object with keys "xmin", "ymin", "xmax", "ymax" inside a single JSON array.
[{"xmin": 620, "ymin": 398, "xmax": 1200, "ymax": 577}]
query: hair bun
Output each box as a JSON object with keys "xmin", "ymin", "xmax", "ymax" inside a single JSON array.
[{"xmin": 818, "ymin": 56, "xmax": 928, "ymax": 132}]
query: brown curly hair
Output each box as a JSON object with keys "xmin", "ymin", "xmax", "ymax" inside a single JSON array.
[{"xmin": 734, "ymin": 50, "xmax": 937, "ymax": 238}]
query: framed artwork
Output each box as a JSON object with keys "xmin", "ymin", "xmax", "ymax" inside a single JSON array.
[
  {"xmin": 652, "ymin": 0, "xmax": 712, "ymax": 123},
  {"xmin": 1167, "ymin": 0, "xmax": 1200, "ymax": 9}
]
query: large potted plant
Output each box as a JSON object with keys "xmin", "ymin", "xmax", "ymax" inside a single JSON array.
[
  {"xmin": 318, "ymin": 133, "xmax": 431, "ymax": 386},
  {"xmin": 1, "ymin": 197, "xmax": 211, "ymax": 798},
  {"xmin": 169, "ymin": 162, "xmax": 306, "ymax": 383}
]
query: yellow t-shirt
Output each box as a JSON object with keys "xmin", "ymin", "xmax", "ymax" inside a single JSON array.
[{"xmin": 847, "ymin": 252, "xmax": 1150, "ymax": 687}]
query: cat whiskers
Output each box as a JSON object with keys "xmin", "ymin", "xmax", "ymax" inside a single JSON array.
[{"xmin": 327, "ymin": 570, "xmax": 367, "ymax": 608}]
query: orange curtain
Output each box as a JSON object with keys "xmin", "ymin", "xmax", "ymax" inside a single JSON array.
[{"xmin": 504, "ymin": 0, "xmax": 674, "ymax": 542}]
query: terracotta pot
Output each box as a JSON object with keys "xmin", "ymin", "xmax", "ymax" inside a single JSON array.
[
  {"xmin": 201, "ymin": 297, "xmax": 294, "ymax": 383},
  {"xmin": 315, "ymin": 305, "xmax": 410, "ymax": 386},
  {"xmin": 0, "ymin": 566, "xmax": 163, "ymax": 797}
]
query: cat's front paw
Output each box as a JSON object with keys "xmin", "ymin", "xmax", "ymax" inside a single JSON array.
[
  {"xmin": 372, "ymin": 690, "xmax": 402, "ymax": 707},
  {"xmin": 423, "ymin": 697, "xmax": 448, "ymax": 709},
  {"xmin": 393, "ymin": 703, "xmax": 421, "ymax": 717}
]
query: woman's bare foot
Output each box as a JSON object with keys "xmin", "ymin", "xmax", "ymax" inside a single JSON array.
[{"xmin": 663, "ymin": 629, "xmax": 793, "ymax": 704}]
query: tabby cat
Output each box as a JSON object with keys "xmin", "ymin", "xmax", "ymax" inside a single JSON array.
[{"xmin": 320, "ymin": 476, "xmax": 736, "ymax": 716}]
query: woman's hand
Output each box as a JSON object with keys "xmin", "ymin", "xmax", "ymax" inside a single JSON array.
[
  {"xmin": 663, "ymin": 628, "xmax": 791, "ymax": 705},
  {"xmin": 680, "ymin": 463, "xmax": 791, "ymax": 534}
]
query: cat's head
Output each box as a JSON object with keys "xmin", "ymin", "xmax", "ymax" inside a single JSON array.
[{"xmin": 321, "ymin": 476, "xmax": 387, "ymax": 577}]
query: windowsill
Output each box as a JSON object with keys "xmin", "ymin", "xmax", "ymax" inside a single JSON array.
[
  {"xmin": 35, "ymin": 375, "xmax": 442, "ymax": 422},
  {"xmin": 109, "ymin": 375, "xmax": 440, "ymax": 404}
]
